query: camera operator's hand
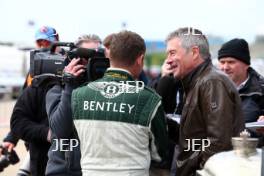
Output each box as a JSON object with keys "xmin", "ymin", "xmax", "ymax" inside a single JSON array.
[
  {"xmin": 1, "ymin": 142, "xmax": 15, "ymax": 152},
  {"xmin": 64, "ymin": 58, "xmax": 86, "ymax": 77},
  {"xmin": 161, "ymin": 59, "xmax": 174, "ymax": 77}
]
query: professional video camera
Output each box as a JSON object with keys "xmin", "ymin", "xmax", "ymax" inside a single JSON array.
[
  {"xmin": 29, "ymin": 42, "xmax": 110, "ymax": 83},
  {"xmin": 0, "ymin": 145, "xmax": 20, "ymax": 172}
]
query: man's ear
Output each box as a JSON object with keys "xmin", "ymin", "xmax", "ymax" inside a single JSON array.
[
  {"xmin": 191, "ymin": 46, "xmax": 200, "ymax": 60},
  {"xmin": 136, "ymin": 54, "xmax": 144, "ymax": 66},
  {"xmin": 244, "ymin": 64, "xmax": 250, "ymax": 71}
]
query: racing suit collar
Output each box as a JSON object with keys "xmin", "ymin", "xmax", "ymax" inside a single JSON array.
[{"xmin": 105, "ymin": 68, "xmax": 135, "ymax": 81}]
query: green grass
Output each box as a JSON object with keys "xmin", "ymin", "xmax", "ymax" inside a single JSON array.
[{"xmin": 145, "ymin": 52, "xmax": 166, "ymax": 67}]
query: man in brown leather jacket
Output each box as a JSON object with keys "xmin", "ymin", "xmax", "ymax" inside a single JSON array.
[{"xmin": 165, "ymin": 27, "xmax": 244, "ymax": 176}]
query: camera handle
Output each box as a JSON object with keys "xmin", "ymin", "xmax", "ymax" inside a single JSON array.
[{"xmin": 50, "ymin": 42, "xmax": 75, "ymax": 54}]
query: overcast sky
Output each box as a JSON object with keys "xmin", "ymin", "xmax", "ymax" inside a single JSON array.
[{"xmin": 0, "ymin": 0, "xmax": 263, "ymax": 45}]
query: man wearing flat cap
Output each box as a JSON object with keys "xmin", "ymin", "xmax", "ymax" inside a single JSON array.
[{"xmin": 218, "ymin": 38, "xmax": 264, "ymax": 124}]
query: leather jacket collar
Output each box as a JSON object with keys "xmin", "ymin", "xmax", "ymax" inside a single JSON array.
[{"xmin": 181, "ymin": 59, "xmax": 212, "ymax": 93}]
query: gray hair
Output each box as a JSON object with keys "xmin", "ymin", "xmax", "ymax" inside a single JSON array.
[
  {"xmin": 75, "ymin": 34, "xmax": 102, "ymax": 47},
  {"xmin": 166, "ymin": 27, "xmax": 211, "ymax": 60}
]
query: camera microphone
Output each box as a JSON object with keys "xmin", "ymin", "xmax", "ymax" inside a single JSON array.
[{"xmin": 67, "ymin": 48, "xmax": 96, "ymax": 60}]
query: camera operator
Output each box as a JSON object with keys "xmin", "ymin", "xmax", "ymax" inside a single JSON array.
[
  {"xmin": 45, "ymin": 34, "xmax": 102, "ymax": 176},
  {"xmin": 10, "ymin": 26, "xmax": 60, "ymax": 176}
]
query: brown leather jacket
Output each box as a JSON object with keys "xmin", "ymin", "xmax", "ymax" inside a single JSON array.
[{"xmin": 176, "ymin": 59, "xmax": 245, "ymax": 176}]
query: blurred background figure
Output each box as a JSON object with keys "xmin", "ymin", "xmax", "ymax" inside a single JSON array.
[
  {"xmin": 218, "ymin": 38, "xmax": 264, "ymax": 123},
  {"xmin": 1, "ymin": 26, "xmax": 60, "ymax": 176},
  {"xmin": 218, "ymin": 38, "xmax": 264, "ymax": 146},
  {"xmin": 25, "ymin": 26, "xmax": 60, "ymax": 86},
  {"xmin": 10, "ymin": 26, "xmax": 60, "ymax": 176}
]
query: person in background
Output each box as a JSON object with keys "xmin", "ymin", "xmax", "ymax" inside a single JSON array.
[
  {"xmin": 10, "ymin": 26, "xmax": 60, "ymax": 176},
  {"xmin": 26, "ymin": 26, "xmax": 60, "ymax": 87},
  {"xmin": 218, "ymin": 38, "xmax": 264, "ymax": 123},
  {"xmin": 218, "ymin": 38, "xmax": 264, "ymax": 146},
  {"xmin": 1, "ymin": 26, "xmax": 59, "ymax": 176}
]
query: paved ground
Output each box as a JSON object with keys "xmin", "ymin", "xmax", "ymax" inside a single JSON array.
[{"xmin": 0, "ymin": 98, "xmax": 27, "ymax": 175}]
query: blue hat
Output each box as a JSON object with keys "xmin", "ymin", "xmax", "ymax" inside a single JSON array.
[{"xmin": 35, "ymin": 26, "xmax": 58, "ymax": 42}]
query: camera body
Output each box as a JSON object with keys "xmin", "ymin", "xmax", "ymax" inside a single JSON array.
[
  {"xmin": 0, "ymin": 145, "xmax": 20, "ymax": 172},
  {"xmin": 30, "ymin": 50, "xmax": 65, "ymax": 77},
  {"xmin": 29, "ymin": 42, "xmax": 110, "ymax": 83}
]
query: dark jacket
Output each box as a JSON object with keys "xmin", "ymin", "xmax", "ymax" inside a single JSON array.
[
  {"xmin": 151, "ymin": 75, "xmax": 183, "ymax": 114},
  {"xmin": 150, "ymin": 75, "xmax": 183, "ymax": 172},
  {"xmin": 150, "ymin": 75, "xmax": 184, "ymax": 145},
  {"xmin": 45, "ymin": 84, "xmax": 82, "ymax": 176},
  {"xmin": 3, "ymin": 131, "xmax": 19, "ymax": 145},
  {"xmin": 10, "ymin": 76, "xmax": 59, "ymax": 176},
  {"xmin": 176, "ymin": 60, "xmax": 244, "ymax": 176},
  {"xmin": 4, "ymin": 73, "xmax": 32, "ymax": 148},
  {"xmin": 239, "ymin": 67, "xmax": 264, "ymax": 123}
]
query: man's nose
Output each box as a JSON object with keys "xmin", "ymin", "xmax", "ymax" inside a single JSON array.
[
  {"xmin": 220, "ymin": 63, "xmax": 229, "ymax": 72},
  {"xmin": 165, "ymin": 56, "xmax": 173, "ymax": 64}
]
